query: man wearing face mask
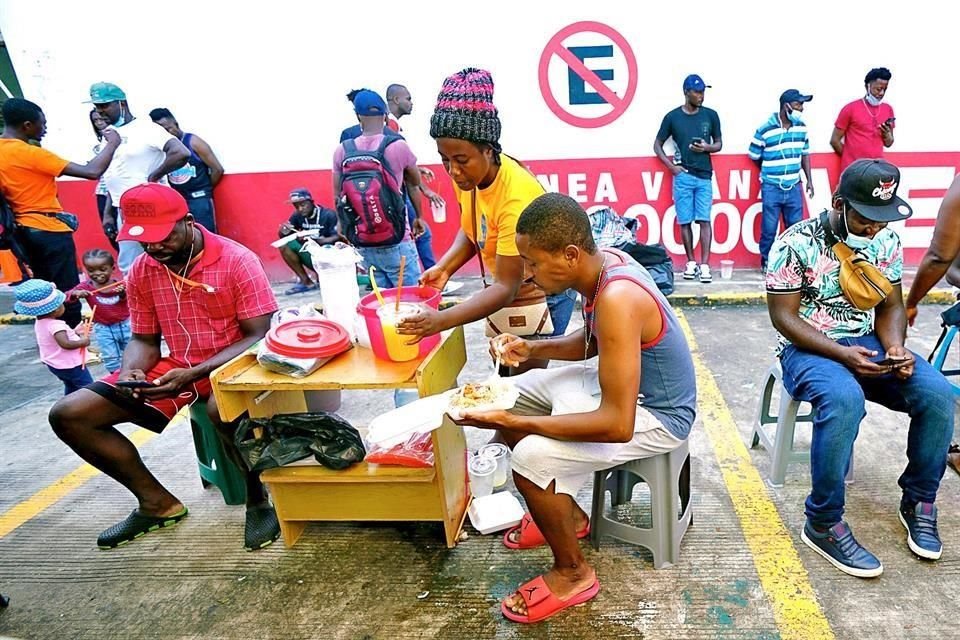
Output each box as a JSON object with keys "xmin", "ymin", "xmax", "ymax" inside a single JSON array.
[
  {"xmin": 749, "ymin": 90, "xmax": 815, "ymax": 271},
  {"xmin": 48, "ymin": 183, "xmax": 283, "ymax": 552},
  {"xmin": 765, "ymin": 159, "xmax": 954, "ymax": 578},
  {"xmin": 830, "ymin": 68, "xmax": 895, "ymax": 174},
  {"xmin": 88, "ymin": 82, "xmax": 190, "ymax": 274}
]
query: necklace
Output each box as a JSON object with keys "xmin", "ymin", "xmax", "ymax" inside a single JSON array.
[
  {"xmin": 861, "ymin": 97, "xmax": 881, "ymax": 127},
  {"xmin": 582, "ymin": 254, "xmax": 608, "ymax": 361}
]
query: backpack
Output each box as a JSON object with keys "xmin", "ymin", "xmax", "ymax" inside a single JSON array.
[
  {"xmin": 336, "ymin": 137, "xmax": 407, "ymax": 247},
  {"xmin": 0, "ymin": 191, "xmax": 32, "ymax": 277}
]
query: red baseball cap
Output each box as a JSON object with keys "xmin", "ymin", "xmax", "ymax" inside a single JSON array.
[{"xmin": 117, "ymin": 183, "xmax": 190, "ymax": 242}]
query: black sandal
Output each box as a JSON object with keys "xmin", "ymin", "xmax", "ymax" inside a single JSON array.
[
  {"xmin": 244, "ymin": 505, "xmax": 280, "ymax": 551},
  {"xmin": 97, "ymin": 507, "xmax": 189, "ymax": 549}
]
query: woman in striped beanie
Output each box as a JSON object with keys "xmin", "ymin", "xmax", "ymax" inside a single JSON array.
[{"xmin": 397, "ymin": 67, "xmax": 575, "ymax": 362}]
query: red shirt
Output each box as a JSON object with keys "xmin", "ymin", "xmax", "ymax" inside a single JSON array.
[
  {"xmin": 126, "ymin": 227, "xmax": 279, "ymax": 367},
  {"xmin": 68, "ymin": 280, "xmax": 130, "ymax": 326},
  {"xmin": 835, "ymin": 99, "xmax": 895, "ymax": 172}
]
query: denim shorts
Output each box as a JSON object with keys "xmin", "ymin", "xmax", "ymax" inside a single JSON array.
[{"xmin": 673, "ymin": 171, "xmax": 713, "ymax": 224}]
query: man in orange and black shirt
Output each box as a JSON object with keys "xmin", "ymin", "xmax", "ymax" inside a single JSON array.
[{"xmin": 0, "ymin": 98, "xmax": 120, "ymax": 326}]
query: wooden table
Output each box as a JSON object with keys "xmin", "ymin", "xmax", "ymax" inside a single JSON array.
[{"xmin": 210, "ymin": 327, "xmax": 469, "ymax": 548}]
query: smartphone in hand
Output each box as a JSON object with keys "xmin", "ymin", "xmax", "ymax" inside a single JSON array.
[
  {"xmin": 883, "ymin": 117, "xmax": 896, "ymax": 127},
  {"xmin": 115, "ymin": 380, "xmax": 156, "ymax": 389},
  {"xmin": 876, "ymin": 356, "xmax": 909, "ymax": 367}
]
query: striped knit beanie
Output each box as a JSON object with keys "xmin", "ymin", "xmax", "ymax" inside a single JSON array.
[{"xmin": 429, "ymin": 68, "xmax": 502, "ymax": 150}]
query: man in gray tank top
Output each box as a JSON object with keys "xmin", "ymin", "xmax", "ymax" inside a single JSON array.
[{"xmin": 457, "ymin": 192, "xmax": 696, "ymax": 624}]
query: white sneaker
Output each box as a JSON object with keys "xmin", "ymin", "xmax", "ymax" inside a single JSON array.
[
  {"xmin": 699, "ymin": 264, "xmax": 713, "ymax": 283},
  {"xmin": 682, "ymin": 261, "xmax": 699, "ymax": 280}
]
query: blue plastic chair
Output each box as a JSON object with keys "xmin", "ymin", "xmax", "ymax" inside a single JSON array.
[{"xmin": 928, "ymin": 315, "xmax": 960, "ymax": 397}]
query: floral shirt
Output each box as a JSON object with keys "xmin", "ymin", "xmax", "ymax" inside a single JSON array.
[{"xmin": 765, "ymin": 214, "xmax": 902, "ymax": 353}]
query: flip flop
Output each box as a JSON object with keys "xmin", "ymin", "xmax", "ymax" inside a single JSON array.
[
  {"xmin": 283, "ymin": 282, "xmax": 317, "ymax": 295},
  {"xmin": 947, "ymin": 444, "xmax": 960, "ymax": 476},
  {"xmin": 97, "ymin": 507, "xmax": 189, "ymax": 549},
  {"xmin": 245, "ymin": 505, "xmax": 281, "ymax": 551},
  {"xmin": 501, "ymin": 575, "xmax": 601, "ymax": 624},
  {"xmin": 502, "ymin": 512, "xmax": 590, "ymax": 550}
]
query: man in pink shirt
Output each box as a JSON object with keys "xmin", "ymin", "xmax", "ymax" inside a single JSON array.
[
  {"xmin": 332, "ymin": 89, "xmax": 424, "ymax": 288},
  {"xmin": 48, "ymin": 184, "xmax": 281, "ymax": 552},
  {"xmin": 830, "ymin": 68, "xmax": 896, "ymax": 174}
]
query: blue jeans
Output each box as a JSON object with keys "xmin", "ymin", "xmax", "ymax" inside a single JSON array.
[
  {"xmin": 546, "ymin": 290, "xmax": 577, "ymax": 337},
  {"xmin": 759, "ymin": 182, "xmax": 804, "ymax": 266},
  {"xmin": 357, "ymin": 240, "xmax": 422, "ymax": 289},
  {"xmin": 672, "ymin": 172, "xmax": 713, "ymax": 224},
  {"xmin": 780, "ymin": 333, "xmax": 955, "ymax": 527},
  {"xmin": 406, "ymin": 194, "xmax": 437, "ymax": 270},
  {"xmin": 47, "ymin": 364, "xmax": 94, "ymax": 396},
  {"xmin": 93, "ymin": 318, "xmax": 132, "ymax": 373},
  {"xmin": 187, "ymin": 196, "xmax": 217, "ymax": 233}
]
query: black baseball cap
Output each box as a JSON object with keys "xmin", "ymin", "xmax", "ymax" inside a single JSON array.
[
  {"xmin": 837, "ymin": 159, "xmax": 913, "ymax": 222},
  {"xmin": 780, "ymin": 89, "xmax": 813, "ymax": 104}
]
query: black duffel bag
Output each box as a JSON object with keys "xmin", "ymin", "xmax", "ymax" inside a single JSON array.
[{"xmin": 234, "ymin": 412, "xmax": 366, "ymax": 472}]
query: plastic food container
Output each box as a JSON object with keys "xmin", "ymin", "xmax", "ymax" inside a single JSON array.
[
  {"xmin": 468, "ymin": 455, "xmax": 496, "ymax": 498},
  {"xmin": 478, "ymin": 443, "xmax": 510, "ymax": 488},
  {"xmin": 257, "ymin": 319, "xmax": 352, "ymax": 377}
]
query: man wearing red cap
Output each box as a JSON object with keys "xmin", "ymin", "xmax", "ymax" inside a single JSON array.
[{"xmin": 48, "ymin": 184, "xmax": 281, "ymax": 552}]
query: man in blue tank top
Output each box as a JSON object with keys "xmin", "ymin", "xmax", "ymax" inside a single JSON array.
[
  {"xmin": 150, "ymin": 108, "xmax": 224, "ymax": 232},
  {"xmin": 457, "ymin": 192, "xmax": 697, "ymax": 624}
]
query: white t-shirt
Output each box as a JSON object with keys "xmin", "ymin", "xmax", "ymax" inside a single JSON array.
[{"xmin": 103, "ymin": 118, "xmax": 176, "ymax": 205}]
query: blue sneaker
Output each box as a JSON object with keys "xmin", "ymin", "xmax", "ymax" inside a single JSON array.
[
  {"xmin": 801, "ymin": 520, "xmax": 883, "ymax": 578},
  {"xmin": 899, "ymin": 501, "xmax": 942, "ymax": 560}
]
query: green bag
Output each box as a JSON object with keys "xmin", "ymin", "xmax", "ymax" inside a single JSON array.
[{"xmin": 234, "ymin": 412, "xmax": 366, "ymax": 472}]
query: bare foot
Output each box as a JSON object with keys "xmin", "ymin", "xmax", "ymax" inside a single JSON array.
[
  {"xmin": 505, "ymin": 507, "xmax": 590, "ymax": 546},
  {"xmin": 503, "ymin": 566, "xmax": 597, "ymax": 617}
]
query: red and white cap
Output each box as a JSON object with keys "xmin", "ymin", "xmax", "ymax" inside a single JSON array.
[{"xmin": 117, "ymin": 183, "xmax": 190, "ymax": 243}]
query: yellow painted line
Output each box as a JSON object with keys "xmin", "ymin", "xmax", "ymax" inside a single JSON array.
[
  {"xmin": 0, "ymin": 428, "xmax": 157, "ymax": 539},
  {"xmin": 675, "ymin": 309, "xmax": 834, "ymax": 640}
]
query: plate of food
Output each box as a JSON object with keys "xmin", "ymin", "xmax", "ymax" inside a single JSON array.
[{"xmin": 447, "ymin": 380, "xmax": 520, "ymax": 420}]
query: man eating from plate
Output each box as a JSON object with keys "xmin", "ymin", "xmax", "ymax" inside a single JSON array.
[{"xmin": 457, "ymin": 192, "xmax": 697, "ymax": 624}]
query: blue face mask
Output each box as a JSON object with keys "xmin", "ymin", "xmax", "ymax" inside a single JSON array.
[
  {"xmin": 865, "ymin": 93, "xmax": 883, "ymax": 107},
  {"xmin": 841, "ymin": 206, "xmax": 873, "ymax": 250},
  {"xmin": 786, "ymin": 106, "xmax": 803, "ymax": 125}
]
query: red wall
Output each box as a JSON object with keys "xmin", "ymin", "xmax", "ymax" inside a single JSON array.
[{"xmin": 57, "ymin": 151, "xmax": 959, "ymax": 281}]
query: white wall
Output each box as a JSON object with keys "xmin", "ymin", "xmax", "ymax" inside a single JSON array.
[{"xmin": 2, "ymin": 0, "xmax": 956, "ymax": 173}]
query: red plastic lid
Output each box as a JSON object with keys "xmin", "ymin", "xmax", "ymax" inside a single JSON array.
[{"xmin": 265, "ymin": 319, "xmax": 351, "ymax": 359}]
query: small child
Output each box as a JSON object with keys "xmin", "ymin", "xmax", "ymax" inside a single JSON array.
[
  {"xmin": 14, "ymin": 279, "xmax": 93, "ymax": 395},
  {"xmin": 68, "ymin": 249, "xmax": 131, "ymax": 373}
]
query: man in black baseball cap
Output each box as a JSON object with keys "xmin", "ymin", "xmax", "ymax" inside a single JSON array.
[
  {"xmin": 765, "ymin": 157, "xmax": 952, "ymax": 578},
  {"xmin": 836, "ymin": 158, "xmax": 913, "ymax": 223}
]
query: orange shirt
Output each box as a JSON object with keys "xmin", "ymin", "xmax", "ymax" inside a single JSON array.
[{"xmin": 0, "ymin": 138, "xmax": 71, "ymax": 231}]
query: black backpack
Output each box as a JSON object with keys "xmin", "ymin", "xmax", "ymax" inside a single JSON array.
[
  {"xmin": 336, "ymin": 137, "xmax": 408, "ymax": 247},
  {"xmin": 0, "ymin": 191, "xmax": 31, "ymax": 278}
]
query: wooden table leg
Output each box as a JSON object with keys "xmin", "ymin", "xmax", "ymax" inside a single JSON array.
[{"xmin": 433, "ymin": 416, "xmax": 469, "ymax": 548}]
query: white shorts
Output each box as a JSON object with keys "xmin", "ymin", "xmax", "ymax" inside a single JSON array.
[{"xmin": 508, "ymin": 362, "xmax": 684, "ymax": 497}]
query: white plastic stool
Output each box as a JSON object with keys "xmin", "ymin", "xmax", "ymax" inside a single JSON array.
[{"xmin": 751, "ymin": 361, "xmax": 854, "ymax": 487}]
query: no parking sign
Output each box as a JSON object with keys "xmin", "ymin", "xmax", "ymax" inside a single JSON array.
[{"xmin": 538, "ymin": 21, "xmax": 638, "ymax": 128}]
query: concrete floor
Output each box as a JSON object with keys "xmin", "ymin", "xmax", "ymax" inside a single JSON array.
[{"xmin": 0, "ymin": 284, "xmax": 957, "ymax": 639}]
